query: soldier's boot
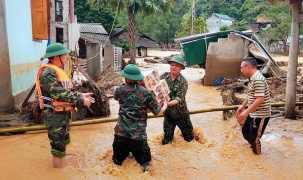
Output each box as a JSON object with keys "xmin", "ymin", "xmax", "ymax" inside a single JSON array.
[
  {"xmin": 142, "ymin": 162, "xmax": 151, "ymax": 173},
  {"xmin": 112, "ymin": 157, "xmax": 123, "ymax": 166},
  {"xmin": 162, "ymin": 138, "xmax": 172, "ymax": 145}
]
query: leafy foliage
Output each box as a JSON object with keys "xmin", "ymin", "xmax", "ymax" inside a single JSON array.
[
  {"xmin": 220, "ymin": 25, "xmax": 230, "ymax": 31},
  {"xmin": 113, "ymin": 38, "xmax": 130, "ymax": 51},
  {"xmin": 74, "ymin": 0, "xmax": 116, "ymax": 33},
  {"xmin": 79, "ymin": 0, "xmax": 295, "ymax": 54},
  {"xmin": 238, "ymin": 0, "xmax": 269, "ymax": 23},
  {"xmin": 175, "ymin": 14, "xmax": 208, "ymax": 38},
  {"xmin": 258, "ymin": 2, "xmax": 291, "ymax": 53},
  {"xmin": 88, "ymin": 0, "xmax": 175, "ymax": 63}
]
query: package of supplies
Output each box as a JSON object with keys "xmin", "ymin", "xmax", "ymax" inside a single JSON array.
[
  {"xmin": 151, "ymin": 79, "xmax": 171, "ymax": 103},
  {"xmin": 151, "ymin": 79, "xmax": 170, "ymax": 96},
  {"xmin": 141, "ymin": 69, "xmax": 160, "ymax": 89},
  {"xmin": 158, "ymin": 95, "xmax": 171, "ymax": 107}
]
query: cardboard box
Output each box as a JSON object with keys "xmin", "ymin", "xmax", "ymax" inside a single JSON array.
[
  {"xmin": 142, "ymin": 70, "xmax": 170, "ymax": 109},
  {"xmin": 142, "ymin": 70, "xmax": 160, "ymax": 89},
  {"xmin": 158, "ymin": 96, "xmax": 171, "ymax": 107},
  {"xmin": 151, "ymin": 79, "xmax": 171, "ymax": 104},
  {"xmin": 152, "ymin": 79, "xmax": 170, "ymax": 96}
]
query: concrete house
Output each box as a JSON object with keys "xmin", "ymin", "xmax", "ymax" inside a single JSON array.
[
  {"xmin": 206, "ymin": 13, "xmax": 234, "ymax": 33},
  {"xmin": 78, "ymin": 23, "xmax": 109, "ymax": 59},
  {"xmin": 78, "ymin": 23, "xmax": 122, "ymax": 79},
  {"xmin": 0, "ymin": 0, "xmax": 79, "ymax": 111}
]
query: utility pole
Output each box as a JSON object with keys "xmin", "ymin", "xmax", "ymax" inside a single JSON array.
[
  {"xmin": 191, "ymin": 0, "xmax": 195, "ymax": 35},
  {"xmin": 285, "ymin": 2, "xmax": 301, "ymax": 119}
]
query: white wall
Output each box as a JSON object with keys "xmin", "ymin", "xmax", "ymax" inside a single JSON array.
[
  {"xmin": 5, "ymin": 0, "xmax": 47, "ymax": 97},
  {"xmin": 206, "ymin": 14, "xmax": 233, "ymax": 33}
]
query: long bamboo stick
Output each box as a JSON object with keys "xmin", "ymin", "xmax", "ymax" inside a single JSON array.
[{"xmin": 1, "ymin": 102, "xmax": 302, "ymax": 135}]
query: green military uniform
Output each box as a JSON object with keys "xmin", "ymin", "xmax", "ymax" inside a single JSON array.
[
  {"xmin": 112, "ymin": 64, "xmax": 162, "ymax": 171},
  {"xmin": 39, "ymin": 67, "xmax": 84, "ymax": 157},
  {"xmin": 114, "ymin": 82, "xmax": 161, "ymax": 139},
  {"xmin": 160, "ymin": 69, "xmax": 195, "ymax": 145},
  {"xmin": 38, "ymin": 43, "xmax": 85, "ymax": 158}
]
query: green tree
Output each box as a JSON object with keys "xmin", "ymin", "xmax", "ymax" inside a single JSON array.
[
  {"xmin": 231, "ymin": 20, "xmax": 250, "ymax": 31},
  {"xmin": 238, "ymin": 0, "xmax": 269, "ymax": 23},
  {"xmin": 175, "ymin": 14, "xmax": 208, "ymax": 38},
  {"xmin": 138, "ymin": 12, "xmax": 181, "ymax": 44},
  {"xmin": 258, "ymin": 2, "xmax": 291, "ymax": 53},
  {"xmin": 220, "ymin": 25, "xmax": 230, "ymax": 31},
  {"xmin": 113, "ymin": 38, "xmax": 130, "ymax": 51},
  {"xmin": 74, "ymin": 0, "xmax": 115, "ymax": 33},
  {"xmin": 88, "ymin": 0, "xmax": 175, "ymax": 64},
  {"xmin": 194, "ymin": 17, "xmax": 209, "ymax": 34}
]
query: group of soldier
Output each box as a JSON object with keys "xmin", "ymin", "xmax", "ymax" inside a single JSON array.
[{"xmin": 36, "ymin": 43, "xmax": 271, "ymax": 172}]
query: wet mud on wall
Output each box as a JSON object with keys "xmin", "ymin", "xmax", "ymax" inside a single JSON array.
[{"xmin": 204, "ymin": 34, "xmax": 249, "ymax": 86}]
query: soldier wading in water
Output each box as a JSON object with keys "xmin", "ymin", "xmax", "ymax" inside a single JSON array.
[
  {"xmin": 36, "ymin": 43, "xmax": 94, "ymax": 168},
  {"xmin": 113, "ymin": 64, "xmax": 167, "ymax": 172}
]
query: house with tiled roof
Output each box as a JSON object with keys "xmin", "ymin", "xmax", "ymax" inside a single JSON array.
[
  {"xmin": 78, "ymin": 23, "xmax": 110, "ymax": 58},
  {"xmin": 78, "ymin": 23, "xmax": 122, "ymax": 79},
  {"xmin": 110, "ymin": 27, "xmax": 159, "ymax": 57},
  {"xmin": 206, "ymin": 13, "xmax": 235, "ymax": 32}
]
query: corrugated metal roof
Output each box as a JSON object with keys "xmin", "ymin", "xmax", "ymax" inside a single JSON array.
[
  {"xmin": 136, "ymin": 38, "xmax": 159, "ymax": 48},
  {"xmin": 214, "ymin": 13, "xmax": 232, "ymax": 20},
  {"xmin": 80, "ymin": 33, "xmax": 109, "ymax": 44},
  {"xmin": 110, "ymin": 28, "xmax": 159, "ymax": 48},
  {"xmin": 78, "ymin": 23, "xmax": 109, "ymax": 44},
  {"xmin": 256, "ymin": 17, "xmax": 273, "ymax": 23},
  {"xmin": 111, "ymin": 27, "xmax": 124, "ymax": 37},
  {"xmin": 78, "ymin": 23, "xmax": 108, "ymax": 34},
  {"xmin": 174, "ymin": 31, "xmax": 285, "ymax": 77},
  {"xmin": 175, "ymin": 30, "xmax": 235, "ymax": 44}
]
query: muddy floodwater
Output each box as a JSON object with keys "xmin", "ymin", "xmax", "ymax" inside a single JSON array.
[{"xmin": 1, "ymin": 54, "xmax": 303, "ymax": 179}]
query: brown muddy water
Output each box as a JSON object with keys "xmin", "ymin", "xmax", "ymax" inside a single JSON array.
[{"xmin": 1, "ymin": 63, "xmax": 303, "ymax": 179}]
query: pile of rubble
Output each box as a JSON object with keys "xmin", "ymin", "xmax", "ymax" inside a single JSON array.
[{"xmin": 219, "ymin": 76, "xmax": 303, "ymax": 120}]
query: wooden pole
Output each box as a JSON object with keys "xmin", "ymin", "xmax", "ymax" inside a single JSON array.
[
  {"xmin": 191, "ymin": 0, "xmax": 195, "ymax": 35},
  {"xmin": 1, "ymin": 102, "xmax": 303, "ymax": 135},
  {"xmin": 285, "ymin": 2, "xmax": 301, "ymax": 119}
]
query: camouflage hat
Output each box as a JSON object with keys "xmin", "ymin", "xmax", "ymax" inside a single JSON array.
[
  {"xmin": 168, "ymin": 55, "xmax": 185, "ymax": 69},
  {"xmin": 121, "ymin": 64, "xmax": 144, "ymax": 80},
  {"xmin": 44, "ymin": 43, "xmax": 70, "ymax": 58}
]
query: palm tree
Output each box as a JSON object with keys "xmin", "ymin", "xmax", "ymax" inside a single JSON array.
[{"xmin": 88, "ymin": 0, "xmax": 175, "ymax": 64}]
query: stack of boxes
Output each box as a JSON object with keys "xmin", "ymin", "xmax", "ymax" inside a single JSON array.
[{"xmin": 141, "ymin": 69, "xmax": 170, "ymax": 106}]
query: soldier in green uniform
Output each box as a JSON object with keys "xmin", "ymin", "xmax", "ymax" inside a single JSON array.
[
  {"xmin": 160, "ymin": 55, "xmax": 196, "ymax": 145},
  {"xmin": 36, "ymin": 43, "xmax": 94, "ymax": 168},
  {"xmin": 113, "ymin": 64, "xmax": 167, "ymax": 172}
]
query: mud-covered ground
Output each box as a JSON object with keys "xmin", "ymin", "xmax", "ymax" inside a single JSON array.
[{"xmin": 0, "ymin": 50, "xmax": 303, "ymax": 179}]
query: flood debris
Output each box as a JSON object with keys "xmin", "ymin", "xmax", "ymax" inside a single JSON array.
[
  {"xmin": 143, "ymin": 54, "xmax": 183, "ymax": 64},
  {"xmin": 219, "ymin": 75, "xmax": 303, "ymax": 120},
  {"xmin": 175, "ymin": 31, "xmax": 285, "ymax": 86}
]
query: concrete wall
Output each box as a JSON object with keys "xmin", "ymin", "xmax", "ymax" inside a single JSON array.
[
  {"xmin": 0, "ymin": 0, "xmax": 14, "ymax": 110},
  {"xmin": 204, "ymin": 34, "xmax": 249, "ymax": 86},
  {"xmin": 104, "ymin": 45, "xmax": 114, "ymax": 70},
  {"xmin": 87, "ymin": 43, "xmax": 101, "ymax": 79},
  {"xmin": 4, "ymin": 0, "xmax": 48, "ymax": 106},
  {"xmin": 50, "ymin": 0, "xmax": 69, "ymax": 48}
]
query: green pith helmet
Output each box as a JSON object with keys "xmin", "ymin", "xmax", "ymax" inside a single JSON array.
[
  {"xmin": 120, "ymin": 64, "xmax": 144, "ymax": 80},
  {"xmin": 44, "ymin": 43, "xmax": 70, "ymax": 58},
  {"xmin": 168, "ymin": 55, "xmax": 185, "ymax": 69}
]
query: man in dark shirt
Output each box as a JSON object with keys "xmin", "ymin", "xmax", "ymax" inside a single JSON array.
[
  {"xmin": 113, "ymin": 64, "xmax": 167, "ymax": 172},
  {"xmin": 160, "ymin": 55, "xmax": 196, "ymax": 145}
]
